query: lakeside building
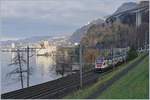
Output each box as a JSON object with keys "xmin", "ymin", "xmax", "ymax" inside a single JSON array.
[{"xmin": 36, "ymin": 41, "xmax": 57, "ymax": 56}]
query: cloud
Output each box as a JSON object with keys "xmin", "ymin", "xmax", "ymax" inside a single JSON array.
[
  {"xmin": 0, "ymin": 0, "xmax": 117, "ymax": 19},
  {"xmin": 1, "ymin": 0, "xmax": 139, "ymax": 21},
  {"xmin": 0, "ymin": 0, "xmax": 139, "ymax": 39}
]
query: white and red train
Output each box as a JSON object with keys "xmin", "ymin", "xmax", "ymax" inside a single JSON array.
[{"xmin": 95, "ymin": 54, "xmax": 127, "ymax": 72}]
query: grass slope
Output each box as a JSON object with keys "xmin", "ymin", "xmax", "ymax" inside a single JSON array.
[
  {"xmin": 64, "ymin": 54, "xmax": 149, "ymax": 99},
  {"xmin": 98, "ymin": 56, "xmax": 149, "ymax": 99}
]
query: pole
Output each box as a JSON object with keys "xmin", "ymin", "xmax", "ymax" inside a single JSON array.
[
  {"xmin": 27, "ymin": 46, "xmax": 29, "ymax": 87},
  {"xmin": 79, "ymin": 44, "xmax": 83, "ymax": 88},
  {"xmin": 138, "ymin": 39, "xmax": 140, "ymax": 51},
  {"xmin": 145, "ymin": 33, "xmax": 147, "ymax": 52},
  {"xmin": 17, "ymin": 49, "xmax": 24, "ymax": 88},
  {"xmin": 112, "ymin": 48, "xmax": 114, "ymax": 68}
]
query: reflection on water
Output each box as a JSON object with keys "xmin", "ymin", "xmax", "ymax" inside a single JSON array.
[
  {"xmin": 11, "ymin": 52, "xmax": 16, "ymax": 62},
  {"xmin": 36, "ymin": 56, "xmax": 56, "ymax": 76},
  {"xmin": 1, "ymin": 52, "xmax": 61, "ymax": 93}
]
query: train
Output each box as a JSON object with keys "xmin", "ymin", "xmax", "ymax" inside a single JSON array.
[
  {"xmin": 94, "ymin": 46, "xmax": 149, "ymax": 72},
  {"xmin": 94, "ymin": 48, "xmax": 128, "ymax": 72}
]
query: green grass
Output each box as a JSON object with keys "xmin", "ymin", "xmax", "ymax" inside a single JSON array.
[
  {"xmin": 64, "ymin": 54, "xmax": 148, "ymax": 99},
  {"xmin": 97, "ymin": 56, "xmax": 149, "ymax": 99}
]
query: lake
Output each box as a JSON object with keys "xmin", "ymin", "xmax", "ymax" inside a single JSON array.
[{"xmin": 1, "ymin": 51, "xmax": 63, "ymax": 93}]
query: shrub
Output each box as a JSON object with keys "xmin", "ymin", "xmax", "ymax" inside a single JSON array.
[{"xmin": 127, "ymin": 46, "xmax": 138, "ymax": 61}]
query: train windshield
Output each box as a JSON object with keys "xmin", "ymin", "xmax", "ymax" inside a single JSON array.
[{"xmin": 96, "ymin": 57, "xmax": 104, "ymax": 64}]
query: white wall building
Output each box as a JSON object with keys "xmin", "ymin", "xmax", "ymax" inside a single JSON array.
[{"xmin": 36, "ymin": 41, "xmax": 57, "ymax": 56}]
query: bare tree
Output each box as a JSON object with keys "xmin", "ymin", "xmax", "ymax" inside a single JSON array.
[{"xmin": 8, "ymin": 49, "xmax": 27, "ymax": 89}]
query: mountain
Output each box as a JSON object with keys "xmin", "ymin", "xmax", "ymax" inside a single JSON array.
[
  {"xmin": 19, "ymin": 36, "xmax": 52, "ymax": 43},
  {"xmin": 0, "ymin": 36, "xmax": 52, "ymax": 45},
  {"xmin": 70, "ymin": 2, "xmax": 138, "ymax": 43},
  {"xmin": 114, "ymin": 2, "xmax": 138, "ymax": 15},
  {"xmin": 70, "ymin": 18, "xmax": 104, "ymax": 43},
  {"xmin": 0, "ymin": 35, "xmax": 69, "ymax": 47}
]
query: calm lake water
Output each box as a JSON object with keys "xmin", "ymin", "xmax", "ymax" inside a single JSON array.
[{"xmin": 1, "ymin": 51, "xmax": 62, "ymax": 93}]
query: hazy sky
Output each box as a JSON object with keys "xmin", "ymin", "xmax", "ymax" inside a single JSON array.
[{"xmin": 0, "ymin": 0, "xmax": 139, "ymax": 40}]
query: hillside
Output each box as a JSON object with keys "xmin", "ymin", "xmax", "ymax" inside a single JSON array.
[
  {"xmin": 70, "ymin": 19, "xmax": 104, "ymax": 43},
  {"xmin": 80, "ymin": 1, "xmax": 149, "ymax": 49},
  {"xmin": 70, "ymin": 2, "xmax": 139, "ymax": 43}
]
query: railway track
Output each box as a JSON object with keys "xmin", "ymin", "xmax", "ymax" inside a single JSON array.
[
  {"xmin": 2, "ymin": 53, "xmax": 147, "ymax": 99},
  {"xmin": 1, "ymin": 62, "xmax": 125, "ymax": 99},
  {"xmin": 1, "ymin": 70, "xmax": 98, "ymax": 99}
]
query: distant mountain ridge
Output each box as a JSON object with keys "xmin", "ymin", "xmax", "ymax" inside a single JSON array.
[
  {"xmin": 0, "ymin": 35, "xmax": 69, "ymax": 46},
  {"xmin": 0, "ymin": 36, "xmax": 52, "ymax": 45},
  {"xmin": 70, "ymin": 18, "xmax": 104, "ymax": 43}
]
